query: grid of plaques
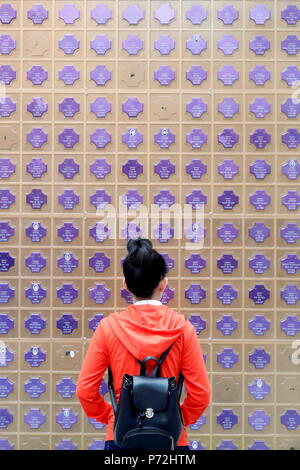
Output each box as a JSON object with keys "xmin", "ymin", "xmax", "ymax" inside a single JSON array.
[{"xmin": 0, "ymin": 0, "xmax": 300, "ymax": 451}]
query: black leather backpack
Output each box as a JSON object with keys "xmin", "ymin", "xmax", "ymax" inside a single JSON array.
[{"xmin": 107, "ymin": 343, "xmax": 184, "ymax": 450}]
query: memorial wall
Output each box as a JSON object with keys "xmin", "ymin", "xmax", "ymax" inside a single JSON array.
[{"xmin": 0, "ymin": 0, "xmax": 299, "ymax": 450}]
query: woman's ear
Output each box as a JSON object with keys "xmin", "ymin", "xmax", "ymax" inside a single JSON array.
[{"xmin": 159, "ymin": 277, "xmax": 168, "ymax": 292}]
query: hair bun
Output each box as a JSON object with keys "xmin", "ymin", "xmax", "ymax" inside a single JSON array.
[{"xmin": 127, "ymin": 238, "xmax": 153, "ymax": 254}]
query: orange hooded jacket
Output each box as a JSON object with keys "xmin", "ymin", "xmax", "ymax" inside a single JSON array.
[{"xmin": 76, "ymin": 303, "xmax": 211, "ymax": 446}]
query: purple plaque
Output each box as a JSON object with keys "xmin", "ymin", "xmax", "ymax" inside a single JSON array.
[
  {"xmin": 248, "ymin": 315, "xmax": 270, "ymax": 336},
  {"xmin": 250, "ymin": 159, "xmax": 271, "ymax": 179},
  {"xmin": 218, "ymin": 128, "xmax": 239, "ymax": 148},
  {"xmin": 25, "ymin": 252, "xmax": 47, "ymax": 273},
  {"xmin": 217, "ymin": 409, "xmax": 238, "ymax": 430},
  {"xmin": 281, "ymin": 253, "xmax": 300, "ymax": 275},
  {"xmin": 89, "ymin": 222, "xmax": 110, "ymax": 243},
  {"xmin": 154, "ymin": 190, "xmax": 174, "ymax": 209},
  {"xmin": 122, "ymin": 98, "xmax": 143, "ymax": 118},
  {"xmin": 24, "ymin": 408, "xmax": 46, "ymax": 429},
  {"xmin": 280, "ymin": 315, "xmax": 300, "ymax": 336},
  {"xmin": 0, "ymin": 377, "xmax": 14, "ymax": 398},
  {"xmin": 0, "ymin": 313, "xmax": 14, "ymax": 334},
  {"xmin": 154, "ymin": 35, "xmax": 175, "ymax": 55},
  {"xmin": 58, "ymin": 128, "xmax": 80, "ymax": 149},
  {"xmin": 122, "ymin": 159, "xmax": 143, "ymax": 179},
  {"xmin": 123, "ymin": 189, "xmax": 143, "ymax": 209},
  {"xmin": 0, "ymin": 190, "xmax": 15, "ymax": 209},
  {"xmin": 0, "ymin": 222, "xmax": 14, "ymax": 242},
  {"xmin": 26, "ymin": 221, "xmax": 46, "ymax": 243},
  {"xmin": 281, "ymin": 35, "xmax": 300, "ymax": 55},
  {"xmin": 281, "ymin": 66, "xmax": 300, "ymax": 86},
  {"xmin": 280, "ymin": 223, "xmax": 300, "ymax": 244},
  {"xmin": 280, "ymin": 410, "xmax": 300, "ymax": 431},
  {"xmin": 218, "ymin": 98, "xmax": 239, "ymax": 118},
  {"xmin": 250, "ymin": 36, "xmax": 270, "ymax": 55},
  {"xmin": 57, "ymin": 222, "xmax": 79, "ymax": 243},
  {"xmin": 58, "ymin": 189, "xmax": 80, "ymax": 210},
  {"xmin": 90, "ymin": 189, "xmax": 111, "ymax": 210},
  {"xmin": 161, "ymin": 253, "xmax": 174, "ymax": 272},
  {"xmin": 90, "ymin": 35, "xmax": 111, "ymax": 55},
  {"xmin": 188, "ymin": 315, "xmax": 206, "ymax": 335},
  {"xmin": 184, "ymin": 223, "xmax": 206, "ymax": 244},
  {"xmin": 27, "ymin": 66, "xmax": 48, "ymax": 85},
  {"xmin": 189, "ymin": 441, "xmax": 206, "ymax": 450},
  {"xmin": 218, "ymin": 65, "xmax": 239, "ymax": 86},
  {"xmin": 0, "ymin": 409, "xmax": 13, "ymax": 429},
  {"xmin": 24, "ymin": 346, "xmax": 46, "ymax": 367},
  {"xmin": 250, "ymin": 129, "xmax": 271, "ymax": 149},
  {"xmin": 27, "ymin": 5, "xmax": 48, "ymax": 24},
  {"xmin": 281, "ymin": 190, "xmax": 300, "ymax": 211},
  {"xmin": 250, "ymin": 5, "xmax": 271, "ymax": 25},
  {"xmin": 161, "ymin": 286, "xmax": 174, "ymax": 305},
  {"xmin": 88, "ymin": 417, "xmax": 105, "ymax": 430},
  {"xmin": 216, "ymin": 441, "xmax": 238, "ymax": 451},
  {"xmin": 0, "ymin": 34, "xmax": 16, "ymax": 55},
  {"xmin": 0, "ymin": 344, "xmax": 14, "ymax": 366},
  {"xmin": 218, "ymin": 5, "xmax": 239, "ymax": 24},
  {"xmin": 186, "ymin": 5, "xmax": 207, "ymax": 25},
  {"xmin": 190, "ymin": 415, "xmax": 206, "ymax": 430},
  {"xmin": 0, "ymin": 97, "xmax": 16, "ymax": 117},
  {"xmin": 154, "ymin": 128, "xmax": 175, "ymax": 148},
  {"xmin": 59, "ymin": 65, "xmax": 80, "ymax": 86},
  {"xmin": 249, "ymin": 284, "xmax": 270, "ymax": 304},
  {"xmin": 56, "ymin": 440, "xmax": 77, "ymax": 450},
  {"xmin": 89, "ymin": 252, "xmax": 110, "ymax": 273},
  {"xmin": 57, "ymin": 252, "xmax": 79, "ymax": 273},
  {"xmin": 248, "ymin": 379, "xmax": 270, "ymax": 400},
  {"xmin": 0, "ymin": 4, "xmax": 16, "ymax": 24},
  {"xmin": 122, "ymin": 5, "xmax": 144, "ymax": 25},
  {"xmin": 58, "ymin": 35, "xmax": 80, "ymax": 55},
  {"xmin": 216, "ymin": 315, "xmax": 238, "ymax": 336},
  {"xmin": 186, "ymin": 66, "xmax": 207, "ymax": 85},
  {"xmin": 249, "ymin": 348, "xmax": 271, "ymax": 369},
  {"xmin": 59, "ymin": 98, "xmax": 80, "ymax": 118},
  {"xmin": 56, "ymin": 378, "xmax": 77, "ymax": 398},
  {"xmin": 249, "ymin": 254, "xmax": 270, "ymax": 274},
  {"xmin": 154, "ymin": 159, "xmax": 175, "ymax": 179},
  {"xmin": 0, "ymin": 158, "xmax": 15, "ymax": 178},
  {"xmin": 24, "ymin": 377, "xmax": 46, "ymax": 398},
  {"xmin": 24, "ymin": 313, "xmax": 46, "ymax": 335},
  {"xmin": 121, "ymin": 288, "xmax": 133, "ymax": 304},
  {"xmin": 217, "ymin": 254, "xmax": 238, "ymax": 274},
  {"xmin": 0, "ymin": 64, "xmax": 16, "ymax": 85},
  {"xmin": 185, "ymin": 284, "xmax": 206, "ymax": 304},
  {"xmin": 153, "ymin": 223, "xmax": 174, "ymax": 243},
  {"xmin": 250, "ymin": 98, "xmax": 271, "ymax": 118},
  {"xmin": 218, "ymin": 190, "xmax": 239, "ymax": 210},
  {"xmin": 56, "ymin": 408, "xmax": 78, "ymax": 429},
  {"xmin": 249, "ymin": 66, "xmax": 271, "ymax": 86},
  {"xmin": 185, "ymin": 254, "xmax": 206, "ymax": 274},
  {"xmin": 58, "ymin": 158, "xmax": 80, "ymax": 179},
  {"xmin": 282, "ymin": 128, "xmax": 300, "ymax": 149},
  {"xmin": 216, "ymin": 284, "xmax": 238, "ymax": 305},
  {"xmin": 91, "ymin": 5, "xmax": 112, "ymax": 25},
  {"xmin": 154, "ymin": 4, "xmax": 175, "ymax": 25},
  {"xmin": 122, "ymin": 128, "xmax": 143, "ymax": 148},
  {"xmin": 218, "ymin": 159, "xmax": 239, "ymax": 180},
  {"xmin": 89, "ymin": 283, "xmax": 110, "ymax": 304},
  {"xmin": 56, "ymin": 283, "xmax": 78, "ymax": 304},
  {"xmin": 57, "ymin": 314, "xmax": 78, "ymax": 335},
  {"xmin": 0, "ymin": 252, "xmax": 14, "ymax": 272},
  {"xmin": 186, "ymin": 35, "xmax": 207, "ymax": 55},
  {"xmin": 90, "ymin": 158, "xmax": 111, "ymax": 179},
  {"xmin": 59, "ymin": 4, "xmax": 80, "ymax": 24},
  {"xmin": 217, "ymin": 223, "xmax": 239, "ymax": 243},
  {"xmin": 280, "ymin": 284, "xmax": 300, "ymax": 305},
  {"xmin": 27, "ymin": 128, "xmax": 48, "ymax": 148},
  {"xmin": 249, "ymin": 222, "xmax": 270, "ymax": 243},
  {"xmin": 123, "ymin": 35, "xmax": 144, "ymax": 55},
  {"xmin": 248, "ymin": 410, "xmax": 270, "ymax": 431},
  {"xmin": 186, "ymin": 129, "xmax": 207, "ymax": 149},
  {"xmin": 88, "ymin": 440, "xmax": 105, "ymax": 450},
  {"xmin": 186, "ymin": 98, "xmax": 207, "ymax": 118},
  {"xmin": 185, "ymin": 159, "xmax": 207, "ymax": 179},
  {"xmin": 26, "ymin": 158, "xmax": 47, "ymax": 178},
  {"xmin": 25, "ymin": 282, "xmax": 46, "ymax": 304},
  {"xmin": 0, "ymin": 439, "xmax": 13, "ymax": 450},
  {"xmin": 186, "ymin": 190, "xmax": 207, "ymax": 209},
  {"xmin": 218, "ymin": 35, "xmax": 239, "ymax": 55},
  {"xmin": 281, "ymin": 5, "xmax": 300, "ymax": 25},
  {"xmin": 90, "ymin": 65, "xmax": 111, "ymax": 86},
  {"xmin": 217, "ymin": 348, "xmax": 239, "ymax": 369},
  {"xmin": 281, "ymin": 98, "xmax": 300, "ymax": 118},
  {"xmin": 90, "ymin": 128, "xmax": 111, "ymax": 148},
  {"xmin": 26, "ymin": 189, "xmax": 47, "ymax": 209},
  {"xmin": 250, "ymin": 190, "xmax": 271, "ymax": 210},
  {"xmin": 154, "ymin": 65, "xmax": 175, "ymax": 86}
]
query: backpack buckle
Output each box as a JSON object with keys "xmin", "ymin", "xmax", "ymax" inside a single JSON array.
[{"xmin": 145, "ymin": 408, "xmax": 154, "ymax": 418}]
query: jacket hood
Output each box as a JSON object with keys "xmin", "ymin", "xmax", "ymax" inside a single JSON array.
[{"xmin": 107, "ymin": 304, "xmax": 186, "ymax": 361}]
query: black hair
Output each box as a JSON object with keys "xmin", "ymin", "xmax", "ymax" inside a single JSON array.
[{"xmin": 123, "ymin": 238, "xmax": 168, "ymax": 299}]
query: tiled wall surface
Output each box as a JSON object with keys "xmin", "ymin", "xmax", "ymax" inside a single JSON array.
[{"xmin": 0, "ymin": 0, "xmax": 299, "ymax": 450}]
